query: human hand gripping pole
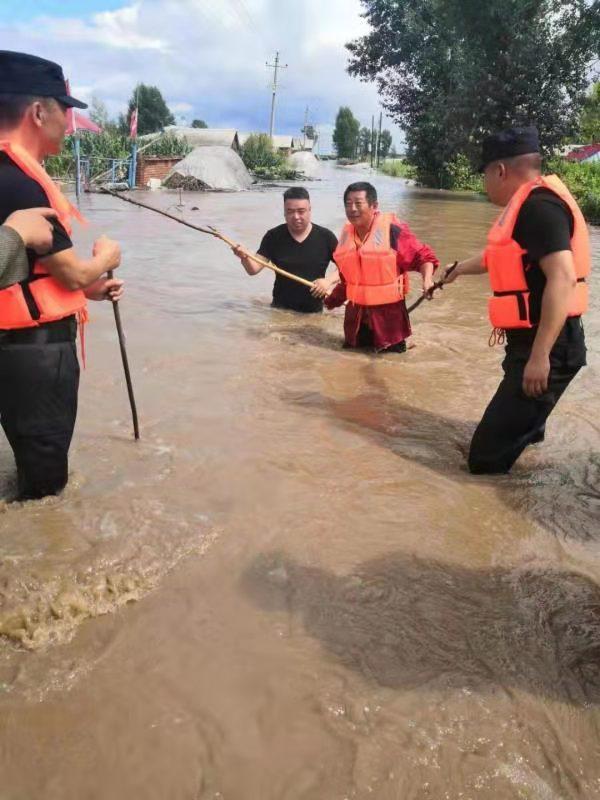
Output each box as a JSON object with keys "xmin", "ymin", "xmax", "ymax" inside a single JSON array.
[{"xmin": 406, "ymin": 261, "xmax": 458, "ymax": 313}]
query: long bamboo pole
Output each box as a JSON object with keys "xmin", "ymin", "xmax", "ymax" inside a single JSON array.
[{"xmin": 100, "ymin": 188, "xmax": 315, "ymax": 288}]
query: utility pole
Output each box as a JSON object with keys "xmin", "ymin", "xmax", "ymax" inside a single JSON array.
[
  {"xmin": 370, "ymin": 114, "xmax": 375, "ymax": 168},
  {"xmin": 376, "ymin": 111, "xmax": 383, "ymax": 168},
  {"xmin": 266, "ymin": 51, "xmax": 288, "ymax": 139},
  {"xmin": 302, "ymin": 105, "xmax": 309, "ymax": 149}
]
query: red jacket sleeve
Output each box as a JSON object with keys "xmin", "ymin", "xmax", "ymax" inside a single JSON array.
[{"xmin": 390, "ymin": 221, "xmax": 439, "ymax": 273}]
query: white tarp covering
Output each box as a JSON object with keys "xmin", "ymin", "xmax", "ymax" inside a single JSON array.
[
  {"xmin": 288, "ymin": 151, "xmax": 320, "ymax": 178},
  {"xmin": 164, "ymin": 146, "xmax": 253, "ymax": 191}
]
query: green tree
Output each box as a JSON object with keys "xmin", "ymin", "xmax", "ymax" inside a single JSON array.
[
  {"xmin": 124, "ymin": 83, "xmax": 175, "ymax": 136},
  {"xmin": 358, "ymin": 126, "xmax": 371, "ymax": 159},
  {"xmin": 333, "ymin": 106, "xmax": 360, "ymax": 158},
  {"xmin": 579, "ymin": 82, "xmax": 600, "ymax": 143},
  {"xmin": 191, "ymin": 119, "xmax": 208, "ymax": 128},
  {"xmin": 378, "ymin": 129, "xmax": 393, "ymax": 160},
  {"xmin": 347, "ymin": 0, "xmax": 600, "ymax": 186}
]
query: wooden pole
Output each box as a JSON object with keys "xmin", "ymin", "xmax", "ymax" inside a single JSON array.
[
  {"xmin": 108, "ymin": 268, "xmax": 140, "ymax": 440},
  {"xmin": 406, "ymin": 262, "xmax": 458, "ymax": 313},
  {"xmin": 100, "ymin": 188, "xmax": 316, "ymax": 289}
]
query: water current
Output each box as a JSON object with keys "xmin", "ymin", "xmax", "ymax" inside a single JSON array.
[{"xmin": 0, "ymin": 163, "xmax": 599, "ymax": 798}]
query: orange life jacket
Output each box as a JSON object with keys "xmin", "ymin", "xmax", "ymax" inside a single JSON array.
[
  {"xmin": 484, "ymin": 174, "xmax": 590, "ymax": 330},
  {"xmin": 0, "ymin": 140, "xmax": 87, "ymax": 330},
  {"xmin": 334, "ymin": 212, "xmax": 409, "ymax": 306}
]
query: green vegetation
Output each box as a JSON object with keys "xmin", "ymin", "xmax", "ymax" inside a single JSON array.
[
  {"xmin": 122, "ymin": 83, "xmax": 175, "ymax": 136},
  {"xmin": 442, "ymin": 155, "xmax": 484, "ymax": 192},
  {"xmin": 240, "ymin": 133, "xmax": 299, "ymax": 180},
  {"xmin": 141, "ymin": 133, "xmax": 191, "ymax": 158},
  {"xmin": 578, "ymin": 82, "xmax": 600, "ymax": 144},
  {"xmin": 333, "ymin": 107, "xmax": 360, "ymax": 159},
  {"xmin": 547, "ymin": 157, "xmax": 600, "ymax": 226},
  {"xmin": 45, "ymin": 131, "xmax": 190, "ymax": 181},
  {"xmin": 380, "ymin": 153, "xmax": 600, "ymax": 225},
  {"xmin": 379, "ymin": 158, "xmax": 416, "ymax": 180},
  {"xmin": 348, "ymin": 0, "xmax": 599, "ymax": 187}
]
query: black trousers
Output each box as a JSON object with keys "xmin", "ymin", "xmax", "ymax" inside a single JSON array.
[
  {"xmin": 468, "ymin": 320, "xmax": 586, "ymax": 474},
  {"xmin": 0, "ymin": 318, "xmax": 79, "ymax": 500}
]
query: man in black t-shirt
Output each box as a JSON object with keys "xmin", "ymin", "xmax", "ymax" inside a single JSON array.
[
  {"xmin": 233, "ymin": 186, "xmax": 338, "ymax": 313},
  {"xmin": 445, "ymin": 126, "xmax": 589, "ymax": 474}
]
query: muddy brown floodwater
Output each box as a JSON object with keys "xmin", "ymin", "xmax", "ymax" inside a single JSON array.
[{"xmin": 0, "ymin": 163, "xmax": 599, "ymax": 799}]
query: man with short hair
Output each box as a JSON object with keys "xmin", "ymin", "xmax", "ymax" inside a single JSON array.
[
  {"xmin": 0, "ymin": 51, "xmax": 124, "ymax": 500},
  {"xmin": 444, "ymin": 126, "xmax": 589, "ymax": 473},
  {"xmin": 234, "ymin": 186, "xmax": 338, "ymax": 313},
  {"xmin": 325, "ymin": 181, "xmax": 438, "ymax": 353}
]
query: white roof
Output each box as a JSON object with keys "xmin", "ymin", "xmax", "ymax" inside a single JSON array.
[
  {"xmin": 271, "ymin": 135, "xmax": 293, "ymax": 149},
  {"xmin": 162, "ymin": 126, "xmax": 239, "ymax": 148}
]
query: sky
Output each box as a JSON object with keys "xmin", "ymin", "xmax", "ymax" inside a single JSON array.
[{"xmin": 0, "ymin": 0, "xmax": 404, "ymax": 153}]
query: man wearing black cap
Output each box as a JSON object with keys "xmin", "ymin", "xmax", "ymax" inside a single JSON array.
[
  {"xmin": 444, "ymin": 126, "xmax": 590, "ymax": 474},
  {"xmin": 0, "ymin": 51, "xmax": 124, "ymax": 500}
]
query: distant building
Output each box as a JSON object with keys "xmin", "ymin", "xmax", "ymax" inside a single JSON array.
[
  {"xmin": 564, "ymin": 143, "xmax": 600, "ymax": 163},
  {"xmin": 238, "ymin": 132, "xmax": 316, "ymax": 155},
  {"xmin": 140, "ymin": 127, "xmax": 241, "ymax": 152}
]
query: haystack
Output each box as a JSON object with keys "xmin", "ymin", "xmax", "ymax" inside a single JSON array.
[
  {"xmin": 164, "ymin": 146, "xmax": 253, "ymax": 192},
  {"xmin": 288, "ymin": 151, "xmax": 320, "ymax": 178}
]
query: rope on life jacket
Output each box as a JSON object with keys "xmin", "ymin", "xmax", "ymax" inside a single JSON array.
[{"xmin": 488, "ymin": 327, "xmax": 506, "ymax": 347}]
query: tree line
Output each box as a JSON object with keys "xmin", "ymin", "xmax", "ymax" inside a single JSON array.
[
  {"xmin": 346, "ymin": 0, "xmax": 600, "ymax": 187},
  {"xmin": 333, "ymin": 106, "xmax": 394, "ymax": 160}
]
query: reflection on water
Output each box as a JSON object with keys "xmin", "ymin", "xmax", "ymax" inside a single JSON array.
[{"xmin": 0, "ymin": 163, "xmax": 599, "ymax": 799}]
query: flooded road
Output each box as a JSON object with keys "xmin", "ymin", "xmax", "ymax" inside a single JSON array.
[{"xmin": 0, "ymin": 163, "xmax": 599, "ymax": 799}]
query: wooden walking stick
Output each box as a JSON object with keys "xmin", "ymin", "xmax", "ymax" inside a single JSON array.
[
  {"xmin": 108, "ymin": 269, "xmax": 140, "ymax": 440},
  {"xmin": 99, "ymin": 188, "xmax": 315, "ymax": 289},
  {"xmin": 407, "ymin": 261, "xmax": 458, "ymax": 313}
]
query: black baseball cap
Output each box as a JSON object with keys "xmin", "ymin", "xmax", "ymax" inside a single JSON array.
[
  {"xmin": 479, "ymin": 126, "xmax": 539, "ymax": 172},
  {"xmin": 0, "ymin": 51, "xmax": 87, "ymax": 109}
]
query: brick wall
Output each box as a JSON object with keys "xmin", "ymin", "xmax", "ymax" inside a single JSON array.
[{"xmin": 136, "ymin": 156, "xmax": 181, "ymax": 187}]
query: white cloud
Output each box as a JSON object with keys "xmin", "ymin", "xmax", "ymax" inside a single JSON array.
[{"xmin": 2, "ymin": 0, "xmax": 405, "ymax": 150}]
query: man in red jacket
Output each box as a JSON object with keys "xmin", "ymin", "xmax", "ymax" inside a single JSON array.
[{"xmin": 322, "ymin": 182, "xmax": 438, "ymax": 353}]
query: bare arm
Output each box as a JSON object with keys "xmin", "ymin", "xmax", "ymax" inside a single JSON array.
[
  {"xmin": 419, "ymin": 261, "xmax": 435, "ymax": 293},
  {"xmin": 39, "ymin": 235, "xmax": 121, "ymax": 290},
  {"xmin": 232, "ymin": 245, "xmax": 265, "ymax": 276},
  {"xmin": 522, "ymin": 250, "xmax": 576, "ymax": 397},
  {"xmin": 444, "ymin": 251, "xmax": 486, "ymax": 281}
]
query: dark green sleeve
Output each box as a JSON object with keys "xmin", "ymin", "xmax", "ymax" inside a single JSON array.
[{"xmin": 0, "ymin": 226, "xmax": 29, "ymax": 289}]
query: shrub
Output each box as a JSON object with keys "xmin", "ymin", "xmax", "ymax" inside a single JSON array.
[
  {"xmin": 241, "ymin": 134, "xmax": 299, "ymax": 180},
  {"xmin": 379, "ymin": 159, "xmax": 417, "ymax": 180},
  {"xmin": 546, "ymin": 156, "xmax": 600, "ymax": 226}
]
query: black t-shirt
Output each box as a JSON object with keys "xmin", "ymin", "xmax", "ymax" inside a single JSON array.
[
  {"xmin": 257, "ymin": 223, "xmax": 338, "ymax": 313},
  {"xmin": 0, "ymin": 152, "xmax": 73, "ymax": 272},
  {"xmin": 508, "ymin": 187, "xmax": 585, "ymax": 357}
]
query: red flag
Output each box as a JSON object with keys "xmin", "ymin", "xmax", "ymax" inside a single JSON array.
[
  {"xmin": 130, "ymin": 107, "xmax": 138, "ymax": 139},
  {"xmin": 66, "ymin": 111, "xmax": 101, "ymax": 136}
]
